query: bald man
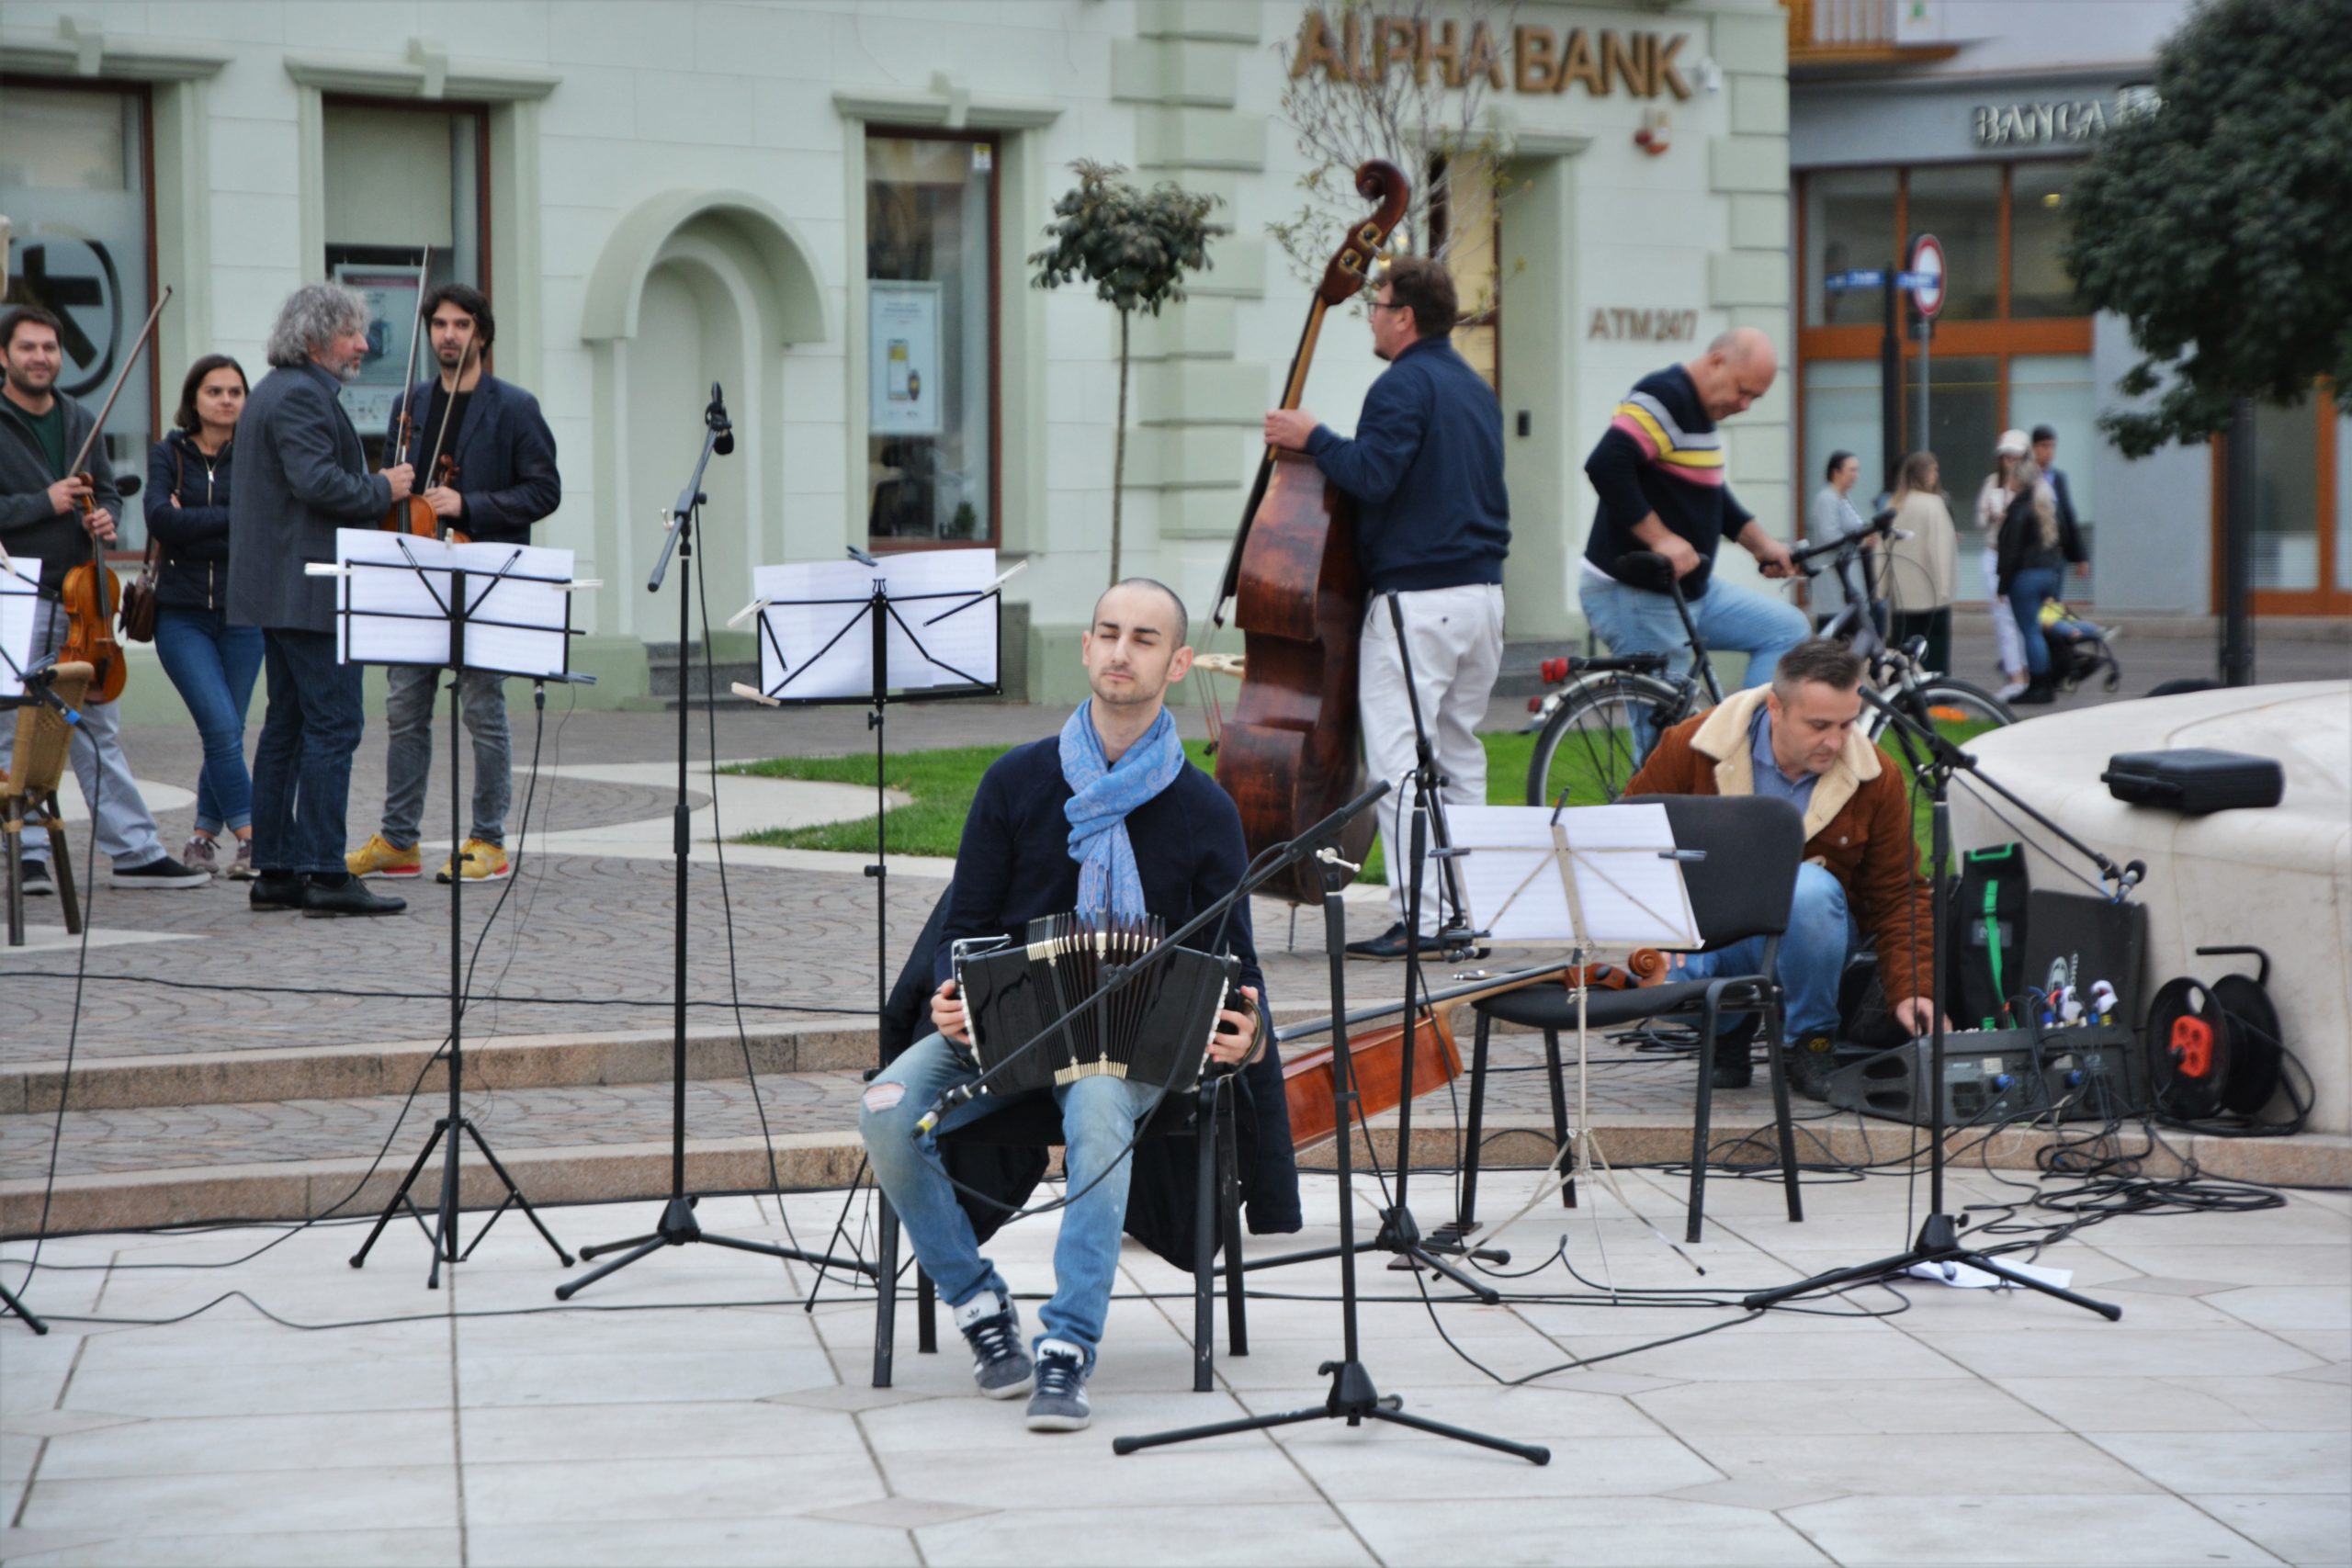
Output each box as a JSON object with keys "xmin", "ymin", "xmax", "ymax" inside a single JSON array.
[{"xmin": 1579, "ymin": 328, "xmax": 1807, "ymax": 696}]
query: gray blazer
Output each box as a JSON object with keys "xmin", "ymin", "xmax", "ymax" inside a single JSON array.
[{"xmin": 227, "ymin": 361, "xmax": 391, "ymax": 633}]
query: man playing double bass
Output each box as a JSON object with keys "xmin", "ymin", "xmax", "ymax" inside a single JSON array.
[
  {"xmin": 1263, "ymin": 256, "xmax": 1510, "ymax": 960},
  {"xmin": 348, "ymin": 284, "xmax": 560, "ymax": 886}
]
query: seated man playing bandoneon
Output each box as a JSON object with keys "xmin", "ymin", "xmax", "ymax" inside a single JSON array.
[
  {"xmin": 1623, "ymin": 637, "xmax": 1947, "ymax": 1090},
  {"xmin": 859, "ymin": 579, "xmax": 1269, "ymax": 1433}
]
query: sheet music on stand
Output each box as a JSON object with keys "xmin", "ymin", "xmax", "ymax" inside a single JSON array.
[
  {"xmin": 743, "ymin": 548, "xmax": 1001, "ymax": 703},
  {"xmin": 1446, "ymin": 803, "xmax": 1703, "ymax": 1269},
  {"xmin": 330, "ymin": 530, "xmax": 579, "ymax": 679},
  {"xmin": 0, "ymin": 556, "xmax": 40, "ymax": 702}
]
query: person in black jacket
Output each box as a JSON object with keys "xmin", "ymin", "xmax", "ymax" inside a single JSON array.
[
  {"xmin": 1996, "ymin": 457, "xmax": 2082, "ymax": 705},
  {"xmin": 347, "ymin": 285, "xmax": 560, "ymax": 886},
  {"xmin": 147, "ymin": 355, "xmax": 263, "ymax": 879}
]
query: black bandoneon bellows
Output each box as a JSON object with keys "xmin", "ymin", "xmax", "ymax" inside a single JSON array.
[{"xmin": 953, "ymin": 911, "xmax": 1237, "ymax": 1098}]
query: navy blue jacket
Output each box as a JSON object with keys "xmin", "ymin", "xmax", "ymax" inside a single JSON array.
[
  {"xmin": 145, "ymin": 430, "xmax": 237, "ymax": 611},
  {"xmin": 386, "ymin": 374, "xmax": 560, "ymax": 545},
  {"xmin": 1304, "ymin": 336, "xmax": 1510, "ymax": 596}
]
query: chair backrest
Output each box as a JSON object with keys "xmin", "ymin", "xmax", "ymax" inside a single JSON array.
[
  {"xmin": 3, "ymin": 662, "xmax": 93, "ymax": 800},
  {"xmin": 1623, "ymin": 793, "xmax": 1805, "ymax": 952}
]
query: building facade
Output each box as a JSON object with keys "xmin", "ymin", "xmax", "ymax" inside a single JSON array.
[
  {"xmin": 1788, "ymin": 0, "xmax": 2351, "ymax": 624},
  {"xmin": 4, "ymin": 0, "xmax": 1795, "ymax": 719}
]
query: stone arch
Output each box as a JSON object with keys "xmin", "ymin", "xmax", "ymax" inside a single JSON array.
[{"xmin": 583, "ymin": 191, "xmax": 829, "ymax": 640}]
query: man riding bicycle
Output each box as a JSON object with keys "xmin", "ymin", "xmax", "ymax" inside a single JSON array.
[{"xmin": 1579, "ymin": 329, "xmax": 1808, "ymax": 690}]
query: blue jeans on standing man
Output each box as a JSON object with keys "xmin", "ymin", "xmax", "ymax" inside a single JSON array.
[
  {"xmin": 379, "ymin": 664, "xmax": 513, "ymax": 847},
  {"xmin": 1578, "ymin": 571, "xmax": 1812, "ymax": 694},
  {"xmin": 250, "ymin": 627, "xmax": 365, "ymax": 877},
  {"xmin": 153, "ymin": 604, "xmax": 264, "ymax": 836},
  {"xmin": 1681, "ymin": 863, "xmax": 1860, "ymax": 1043},
  {"xmin": 2007, "ymin": 565, "xmax": 2063, "ymax": 679},
  {"xmin": 860, "ymin": 1032, "xmax": 1159, "ymax": 1371}
]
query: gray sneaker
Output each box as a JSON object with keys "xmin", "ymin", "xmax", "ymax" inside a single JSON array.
[
  {"xmin": 226, "ymin": 837, "xmax": 258, "ymax": 881},
  {"xmin": 18, "ymin": 859, "xmax": 55, "ymax": 897},
  {"xmin": 956, "ymin": 1291, "xmax": 1033, "ymax": 1400},
  {"xmin": 1024, "ymin": 1338, "xmax": 1091, "ymax": 1432},
  {"xmin": 180, "ymin": 836, "xmax": 220, "ymax": 877}
]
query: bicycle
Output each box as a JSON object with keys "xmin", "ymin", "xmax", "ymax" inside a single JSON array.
[{"xmin": 1524, "ymin": 523, "xmax": 2015, "ymax": 808}]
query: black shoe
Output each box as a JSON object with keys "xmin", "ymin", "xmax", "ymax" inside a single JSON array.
[
  {"xmin": 18, "ymin": 859, "xmax": 55, "ymax": 897},
  {"xmin": 2011, "ymin": 679, "xmax": 2057, "ymax": 705},
  {"xmin": 249, "ymin": 874, "xmax": 307, "ymax": 911},
  {"xmin": 300, "ymin": 874, "xmax": 407, "ymax": 918},
  {"xmin": 1787, "ymin": 1033, "xmax": 1838, "ymax": 1102},
  {"xmin": 109, "ymin": 853, "xmax": 210, "ymax": 889},
  {"xmin": 1344, "ymin": 921, "xmax": 1438, "ymax": 961},
  {"xmin": 1709, "ymin": 1026, "xmax": 1755, "ymax": 1089}
]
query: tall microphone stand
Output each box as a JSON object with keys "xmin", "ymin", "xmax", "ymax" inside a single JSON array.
[
  {"xmin": 560, "ymin": 387, "xmax": 868, "ymax": 1299},
  {"xmin": 1114, "ymin": 782, "xmax": 1548, "ymax": 1465},
  {"xmin": 1743, "ymin": 687, "xmax": 2121, "ymax": 1321}
]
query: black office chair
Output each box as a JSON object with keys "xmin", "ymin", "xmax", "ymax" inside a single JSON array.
[
  {"xmin": 1453, "ymin": 794, "xmax": 1808, "ymax": 1244},
  {"xmin": 868, "ymin": 886, "xmax": 1250, "ymax": 1393}
]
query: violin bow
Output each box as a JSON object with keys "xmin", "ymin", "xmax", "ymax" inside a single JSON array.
[
  {"xmin": 62, "ymin": 286, "xmax": 173, "ymax": 480},
  {"xmin": 388, "ymin": 245, "xmax": 432, "ymax": 467}
]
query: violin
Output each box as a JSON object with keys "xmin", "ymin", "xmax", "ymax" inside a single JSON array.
[
  {"xmin": 380, "ymin": 246, "xmax": 435, "ymax": 538},
  {"xmin": 431, "ymin": 453, "xmax": 470, "ymax": 546},
  {"xmin": 1205, "ymin": 161, "xmax": 1409, "ymax": 904},
  {"xmin": 56, "ymin": 287, "xmax": 171, "ymax": 706}
]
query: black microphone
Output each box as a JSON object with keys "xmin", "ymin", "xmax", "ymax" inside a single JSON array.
[{"xmin": 706, "ymin": 383, "xmax": 734, "ymax": 457}]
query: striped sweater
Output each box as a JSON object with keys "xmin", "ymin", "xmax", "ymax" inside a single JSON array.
[{"xmin": 1582, "ymin": 364, "xmax": 1753, "ymax": 598}]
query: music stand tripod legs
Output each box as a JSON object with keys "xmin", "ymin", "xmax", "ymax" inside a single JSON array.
[
  {"xmin": 351, "ymin": 564, "xmax": 571, "ymax": 1287},
  {"xmin": 1116, "ymin": 853, "xmax": 1547, "ymax": 1466},
  {"xmin": 1743, "ymin": 698, "xmax": 2119, "ymax": 1323}
]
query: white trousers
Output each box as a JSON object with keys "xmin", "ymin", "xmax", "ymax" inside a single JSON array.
[
  {"xmin": 1981, "ymin": 545, "xmax": 2026, "ymax": 676},
  {"xmin": 1359, "ymin": 583, "xmax": 1504, "ymax": 933}
]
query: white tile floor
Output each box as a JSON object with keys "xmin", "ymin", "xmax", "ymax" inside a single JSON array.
[{"xmin": 1, "ymin": 1164, "xmax": 2346, "ymax": 1567}]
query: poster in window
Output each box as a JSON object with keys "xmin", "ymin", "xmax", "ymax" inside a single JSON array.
[
  {"xmin": 333, "ymin": 265, "xmax": 423, "ymax": 435},
  {"xmin": 868, "ymin": 280, "xmax": 942, "ymax": 436}
]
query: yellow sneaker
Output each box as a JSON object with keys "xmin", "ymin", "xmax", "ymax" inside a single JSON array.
[
  {"xmin": 436, "ymin": 838, "xmax": 511, "ymax": 884},
  {"xmin": 347, "ymin": 833, "xmax": 422, "ymax": 879}
]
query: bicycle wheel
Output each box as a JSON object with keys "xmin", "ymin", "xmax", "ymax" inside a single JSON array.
[
  {"xmin": 1871, "ymin": 679, "xmax": 2016, "ymax": 773},
  {"xmin": 1524, "ymin": 672, "xmax": 1689, "ymax": 807}
]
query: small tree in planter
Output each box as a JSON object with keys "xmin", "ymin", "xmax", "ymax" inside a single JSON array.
[{"xmin": 1030, "ymin": 161, "xmax": 1225, "ymax": 584}]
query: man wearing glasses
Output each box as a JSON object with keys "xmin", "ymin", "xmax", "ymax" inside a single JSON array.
[
  {"xmin": 1263, "ymin": 256, "xmax": 1510, "ymax": 960},
  {"xmin": 1579, "ymin": 328, "xmax": 1806, "ymax": 691}
]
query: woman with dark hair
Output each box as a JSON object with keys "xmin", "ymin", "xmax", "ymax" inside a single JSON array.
[
  {"xmin": 145, "ymin": 355, "xmax": 263, "ymax": 878},
  {"xmin": 1807, "ymin": 448, "xmax": 1874, "ymax": 631}
]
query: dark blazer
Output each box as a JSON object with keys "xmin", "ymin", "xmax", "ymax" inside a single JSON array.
[
  {"xmin": 389, "ymin": 374, "xmax": 560, "ymax": 546},
  {"xmin": 2045, "ymin": 467, "xmax": 2088, "ymax": 565},
  {"xmin": 227, "ymin": 361, "xmax": 391, "ymax": 634},
  {"xmin": 145, "ymin": 429, "xmax": 236, "ymax": 611}
]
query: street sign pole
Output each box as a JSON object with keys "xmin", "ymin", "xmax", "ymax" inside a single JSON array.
[
  {"xmin": 1917, "ymin": 315, "xmax": 1931, "ymax": 461},
  {"xmin": 1905, "ymin": 234, "xmax": 1947, "ymax": 462},
  {"xmin": 1879, "ymin": 260, "xmax": 1902, "ymax": 493}
]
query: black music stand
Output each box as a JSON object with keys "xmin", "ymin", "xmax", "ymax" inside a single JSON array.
[
  {"xmin": 722, "ymin": 550, "xmax": 1005, "ymax": 1355},
  {"xmin": 338, "ymin": 536, "xmax": 577, "ymax": 1286}
]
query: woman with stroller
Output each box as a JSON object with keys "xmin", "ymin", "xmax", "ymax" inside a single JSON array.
[{"xmin": 1996, "ymin": 454, "xmax": 2082, "ymax": 707}]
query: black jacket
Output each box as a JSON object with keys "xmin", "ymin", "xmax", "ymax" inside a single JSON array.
[
  {"xmin": 227, "ymin": 360, "xmax": 390, "ymax": 634},
  {"xmin": 145, "ymin": 430, "xmax": 237, "ymax": 611},
  {"xmin": 386, "ymin": 374, "xmax": 560, "ymax": 545},
  {"xmin": 0, "ymin": 393, "xmax": 121, "ymax": 599},
  {"xmin": 1996, "ymin": 486, "xmax": 2084, "ymax": 594}
]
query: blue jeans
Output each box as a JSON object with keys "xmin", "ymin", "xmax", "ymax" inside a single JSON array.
[
  {"xmin": 2007, "ymin": 566, "xmax": 2062, "ymax": 678},
  {"xmin": 380, "ymin": 664, "xmax": 513, "ymax": 846},
  {"xmin": 153, "ymin": 605, "xmax": 264, "ymax": 835},
  {"xmin": 251, "ymin": 628, "xmax": 365, "ymax": 876},
  {"xmin": 861, "ymin": 1032, "xmax": 1160, "ymax": 1370},
  {"xmin": 1683, "ymin": 863, "xmax": 1858, "ymax": 1041},
  {"xmin": 1579, "ymin": 571, "xmax": 1811, "ymax": 693}
]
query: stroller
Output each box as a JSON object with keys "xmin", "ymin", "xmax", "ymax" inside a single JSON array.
[{"xmin": 2038, "ymin": 599, "xmax": 2122, "ymax": 693}]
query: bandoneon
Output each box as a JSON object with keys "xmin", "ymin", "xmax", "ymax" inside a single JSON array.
[{"xmin": 952, "ymin": 910, "xmax": 1238, "ymax": 1099}]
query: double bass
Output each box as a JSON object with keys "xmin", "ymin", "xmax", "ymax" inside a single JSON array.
[
  {"xmin": 1207, "ymin": 161, "xmax": 1408, "ymax": 905},
  {"xmin": 57, "ymin": 287, "xmax": 173, "ymax": 705}
]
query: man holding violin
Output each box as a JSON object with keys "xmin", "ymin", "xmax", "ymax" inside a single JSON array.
[
  {"xmin": 0, "ymin": 305, "xmax": 208, "ymax": 895},
  {"xmin": 348, "ymin": 284, "xmax": 560, "ymax": 886}
]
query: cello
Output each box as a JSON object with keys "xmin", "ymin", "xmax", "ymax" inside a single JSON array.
[
  {"xmin": 1206, "ymin": 160, "xmax": 1408, "ymax": 905},
  {"xmin": 380, "ymin": 246, "xmax": 436, "ymax": 538},
  {"xmin": 57, "ymin": 287, "xmax": 172, "ymax": 705}
]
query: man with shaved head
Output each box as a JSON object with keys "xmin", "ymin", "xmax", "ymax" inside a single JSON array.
[
  {"xmin": 1579, "ymin": 327, "xmax": 1808, "ymax": 700},
  {"xmin": 859, "ymin": 578, "xmax": 1292, "ymax": 1434}
]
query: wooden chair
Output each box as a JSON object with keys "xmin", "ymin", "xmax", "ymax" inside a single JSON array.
[{"xmin": 2, "ymin": 660, "xmax": 91, "ymax": 947}]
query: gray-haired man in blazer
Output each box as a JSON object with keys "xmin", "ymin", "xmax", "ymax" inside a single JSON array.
[{"xmin": 227, "ymin": 282, "xmax": 413, "ymax": 918}]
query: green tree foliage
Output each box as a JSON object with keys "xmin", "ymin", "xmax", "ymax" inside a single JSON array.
[
  {"xmin": 1031, "ymin": 161, "xmax": 1226, "ymax": 582},
  {"xmin": 2063, "ymin": 0, "xmax": 2352, "ymax": 456}
]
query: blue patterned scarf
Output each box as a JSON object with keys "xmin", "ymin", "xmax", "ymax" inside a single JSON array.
[{"xmin": 1059, "ymin": 701, "xmax": 1183, "ymax": 919}]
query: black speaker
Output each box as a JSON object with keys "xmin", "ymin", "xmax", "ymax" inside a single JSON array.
[{"xmin": 1820, "ymin": 1031, "xmax": 2053, "ymax": 1128}]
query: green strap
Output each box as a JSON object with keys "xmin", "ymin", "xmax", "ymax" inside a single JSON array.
[{"xmin": 1981, "ymin": 878, "xmax": 2007, "ymax": 1026}]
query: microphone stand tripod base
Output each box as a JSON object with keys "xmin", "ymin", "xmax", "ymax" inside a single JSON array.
[{"xmin": 1113, "ymin": 1356, "xmax": 1548, "ymax": 1464}]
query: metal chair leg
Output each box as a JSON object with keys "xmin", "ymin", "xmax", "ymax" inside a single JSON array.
[
  {"xmin": 871, "ymin": 1195, "xmax": 899, "ymax": 1388},
  {"xmin": 1687, "ymin": 998, "xmax": 1718, "ymax": 1245},
  {"xmin": 1218, "ymin": 1089, "xmax": 1248, "ymax": 1359},
  {"xmin": 1455, "ymin": 1009, "xmax": 1494, "ymax": 1231},
  {"xmin": 1541, "ymin": 1029, "xmax": 1575, "ymax": 1209},
  {"xmin": 916, "ymin": 1267, "xmax": 936, "ymax": 1354}
]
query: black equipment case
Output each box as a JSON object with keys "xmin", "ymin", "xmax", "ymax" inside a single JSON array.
[{"xmin": 2100, "ymin": 749, "xmax": 2283, "ymax": 815}]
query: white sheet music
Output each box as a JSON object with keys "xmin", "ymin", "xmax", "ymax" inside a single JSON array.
[
  {"xmin": 1448, "ymin": 803, "xmax": 1700, "ymax": 950},
  {"xmin": 751, "ymin": 549, "xmax": 1000, "ymax": 701},
  {"xmin": 0, "ymin": 557, "xmax": 41, "ymax": 700},
  {"xmin": 334, "ymin": 530, "xmax": 575, "ymax": 679}
]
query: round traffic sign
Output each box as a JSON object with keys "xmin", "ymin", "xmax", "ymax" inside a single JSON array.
[{"xmin": 1909, "ymin": 233, "xmax": 1946, "ymax": 321}]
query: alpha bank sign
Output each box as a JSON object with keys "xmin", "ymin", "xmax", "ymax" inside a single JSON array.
[{"xmin": 1970, "ymin": 84, "xmax": 2157, "ymax": 149}]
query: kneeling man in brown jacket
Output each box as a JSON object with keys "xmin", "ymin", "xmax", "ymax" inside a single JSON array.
[{"xmin": 1623, "ymin": 638, "xmax": 1946, "ymax": 1091}]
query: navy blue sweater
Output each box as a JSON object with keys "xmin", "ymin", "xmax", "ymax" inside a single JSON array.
[
  {"xmin": 1304, "ymin": 336, "xmax": 1510, "ymax": 596},
  {"xmin": 934, "ymin": 737, "xmax": 1266, "ymax": 1005}
]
